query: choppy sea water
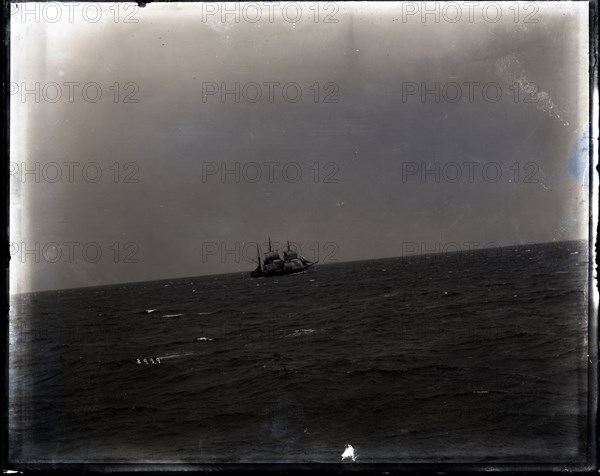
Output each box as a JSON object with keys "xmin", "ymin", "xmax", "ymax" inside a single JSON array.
[{"xmin": 8, "ymin": 240, "xmax": 591, "ymax": 464}]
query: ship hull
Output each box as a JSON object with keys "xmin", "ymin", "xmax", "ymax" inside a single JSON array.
[{"xmin": 250, "ymin": 262, "xmax": 317, "ymax": 278}]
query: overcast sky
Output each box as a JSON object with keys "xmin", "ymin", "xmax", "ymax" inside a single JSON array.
[{"xmin": 10, "ymin": 2, "xmax": 591, "ymax": 293}]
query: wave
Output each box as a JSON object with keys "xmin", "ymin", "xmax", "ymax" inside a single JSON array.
[
  {"xmin": 285, "ymin": 329, "xmax": 316, "ymax": 338},
  {"xmin": 159, "ymin": 352, "xmax": 195, "ymax": 361}
]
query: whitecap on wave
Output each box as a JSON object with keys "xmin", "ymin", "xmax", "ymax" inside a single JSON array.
[
  {"xmin": 159, "ymin": 352, "xmax": 195, "ymax": 361},
  {"xmin": 285, "ymin": 329, "xmax": 316, "ymax": 338}
]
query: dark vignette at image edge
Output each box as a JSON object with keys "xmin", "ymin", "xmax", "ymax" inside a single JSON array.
[{"xmin": 2, "ymin": 0, "xmax": 600, "ymax": 473}]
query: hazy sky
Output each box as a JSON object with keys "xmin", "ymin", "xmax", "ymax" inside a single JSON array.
[{"xmin": 10, "ymin": 2, "xmax": 591, "ymax": 293}]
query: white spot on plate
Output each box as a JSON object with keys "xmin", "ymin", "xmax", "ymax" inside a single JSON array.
[{"xmin": 341, "ymin": 444, "xmax": 357, "ymax": 462}]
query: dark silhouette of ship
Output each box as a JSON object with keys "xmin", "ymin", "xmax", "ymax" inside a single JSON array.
[{"xmin": 250, "ymin": 238, "xmax": 318, "ymax": 278}]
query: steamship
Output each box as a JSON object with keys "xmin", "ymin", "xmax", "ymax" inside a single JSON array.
[{"xmin": 250, "ymin": 238, "xmax": 317, "ymax": 278}]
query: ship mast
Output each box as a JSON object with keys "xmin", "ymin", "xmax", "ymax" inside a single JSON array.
[{"xmin": 268, "ymin": 237, "xmax": 272, "ymax": 252}]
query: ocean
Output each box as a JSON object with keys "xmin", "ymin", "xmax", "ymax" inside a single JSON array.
[{"xmin": 7, "ymin": 240, "xmax": 591, "ymax": 465}]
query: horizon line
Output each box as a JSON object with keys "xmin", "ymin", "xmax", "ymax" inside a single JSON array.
[{"xmin": 9, "ymin": 238, "xmax": 587, "ymax": 296}]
